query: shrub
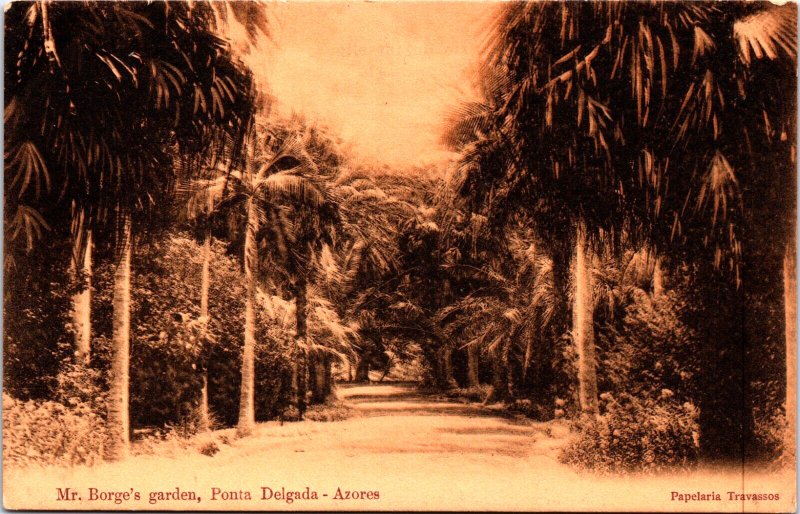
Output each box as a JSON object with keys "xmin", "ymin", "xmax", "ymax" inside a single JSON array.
[
  {"xmin": 4, "ymin": 236, "xmax": 76, "ymax": 401},
  {"xmin": 446, "ymin": 385, "xmax": 490, "ymax": 403},
  {"xmin": 53, "ymin": 362, "xmax": 107, "ymax": 410},
  {"xmin": 3, "ymin": 393, "xmax": 105, "ymax": 467},
  {"xmin": 752, "ymin": 405, "xmax": 788, "ymax": 465},
  {"xmin": 560, "ymin": 392, "xmax": 699, "ymax": 473},
  {"xmin": 198, "ymin": 440, "xmax": 220, "ymax": 457},
  {"xmin": 254, "ymin": 329, "xmax": 294, "ymax": 421},
  {"xmin": 596, "ymin": 289, "xmax": 699, "ymax": 403},
  {"xmin": 92, "ymin": 234, "xmax": 211, "ymax": 429},
  {"xmin": 304, "ymin": 400, "xmax": 352, "ymax": 422},
  {"xmin": 130, "ymin": 315, "xmax": 209, "ymax": 428},
  {"xmin": 91, "ymin": 233, "xmax": 295, "ymax": 430},
  {"xmin": 207, "ymin": 306, "xmax": 294, "ymax": 426}
]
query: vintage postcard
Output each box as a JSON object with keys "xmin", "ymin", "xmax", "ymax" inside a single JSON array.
[{"xmin": 3, "ymin": 0, "xmax": 797, "ymax": 511}]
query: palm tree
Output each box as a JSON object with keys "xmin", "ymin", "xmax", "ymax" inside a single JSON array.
[
  {"xmin": 325, "ymin": 167, "xmax": 419, "ymax": 383},
  {"xmin": 572, "ymin": 223, "xmax": 598, "ymax": 414},
  {"xmin": 482, "ymin": 1, "xmax": 797, "ymax": 459},
  {"xmin": 5, "ymin": 1, "xmax": 258, "ymax": 460},
  {"xmin": 257, "ymin": 284, "xmax": 359, "ymax": 404},
  {"xmin": 284, "ymin": 200, "xmax": 339, "ymax": 408},
  {"xmin": 192, "ymin": 121, "xmax": 320, "ymax": 435},
  {"xmin": 443, "ymin": 72, "xmax": 579, "ymax": 403},
  {"xmin": 69, "ymin": 206, "xmax": 92, "ymax": 364},
  {"xmin": 436, "ymin": 227, "xmax": 557, "ymax": 404},
  {"xmin": 105, "ymin": 218, "xmax": 132, "ymax": 461},
  {"xmin": 268, "ymin": 123, "xmax": 341, "ymax": 408},
  {"xmin": 180, "ymin": 163, "xmax": 221, "ymax": 431},
  {"xmin": 447, "ymin": 97, "xmax": 602, "ymax": 415}
]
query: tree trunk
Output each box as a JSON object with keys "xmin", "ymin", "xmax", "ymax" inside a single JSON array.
[
  {"xmin": 694, "ymin": 263, "xmax": 749, "ymax": 462},
  {"xmin": 785, "ymin": 244, "xmax": 796, "ymax": 463},
  {"xmin": 310, "ymin": 355, "xmax": 331, "ymax": 404},
  {"xmin": 573, "ymin": 224, "xmax": 598, "ymax": 414},
  {"xmin": 355, "ymin": 356, "xmax": 370, "ymax": 382},
  {"xmin": 71, "ymin": 227, "xmax": 92, "ymax": 365},
  {"xmin": 324, "ymin": 356, "xmax": 334, "ymax": 397},
  {"xmin": 105, "ymin": 219, "xmax": 131, "ymax": 461},
  {"xmin": 198, "ymin": 230, "xmax": 211, "ymax": 432},
  {"xmin": 237, "ymin": 200, "xmax": 258, "ymax": 436},
  {"xmin": 501, "ymin": 339, "xmax": 515, "ymax": 399},
  {"xmin": 293, "ymin": 277, "xmax": 308, "ymax": 416},
  {"xmin": 531, "ymin": 238, "xmax": 571, "ymax": 405},
  {"xmin": 379, "ymin": 355, "xmax": 393, "ymax": 382},
  {"xmin": 467, "ymin": 345, "xmax": 480, "ymax": 387},
  {"xmin": 653, "ymin": 256, "xmax": 664, "ymax": 298},
  {"xmin": 439, "ymin": 346, "xmax": 457, "ymax": 389},
  {"xmin": 484, "ymin": 347, "xmax": 507, "ymax": 404}
]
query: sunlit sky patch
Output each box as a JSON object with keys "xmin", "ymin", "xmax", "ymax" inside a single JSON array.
[{"xmin": 241, "ymin": 2, "xmax": 496, "ymax": 168}]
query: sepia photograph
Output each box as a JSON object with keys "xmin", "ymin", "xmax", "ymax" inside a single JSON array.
[{"xmin": 2, "ymin": 0, "xmax": 798, "ymax": 511}]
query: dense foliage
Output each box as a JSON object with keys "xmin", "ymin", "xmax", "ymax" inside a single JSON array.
[{"xmin": 3, "ymin": 1, "xmax": 795, "ymax": 473}]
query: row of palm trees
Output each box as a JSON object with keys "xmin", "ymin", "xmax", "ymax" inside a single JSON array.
[
  {"xmin": 5, "ymin": 1, "xmax": 270, "ymax": 459},
  {"xmin": 7, "ymin": 1, "xmax": 429, "ymax": 454},
  {"xmin": 7, "ymin": 0, "xmax": 420, "ymax": 453},
  {"xmin": 441, "ymin": 1, "xmax": 796, "ymax": 460},
  {"xmin": 6, "ymin": 0, "xmax": 796, "ymax": 467},
  {"xmin": 183, "ymin": 120, "xmax": 336, "ymax": 434}
]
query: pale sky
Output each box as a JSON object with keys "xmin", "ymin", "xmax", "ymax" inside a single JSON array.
[{"xmin": 243, "ymin": 2, "xmax": 496, "ymax": 168}]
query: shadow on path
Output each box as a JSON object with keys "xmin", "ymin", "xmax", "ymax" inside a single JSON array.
[{"xmin": 339, "ymin": 382, "xmax": 532, "ymax": 420}]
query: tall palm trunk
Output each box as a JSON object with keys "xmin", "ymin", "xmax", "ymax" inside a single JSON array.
[
  {"xmin": 199, "ymin": 229, "xmax": 212, "ymax": 431},
  {"xmin": 105, "ymin": 218, "xmax": 132, "ymax": 461},
  {"xmin": 785, "ymin": 244, "xmax": 797, "ymax": 462},
  {"xmin": 485, "ymin": 346, "xmax": 508, "ymax": 404},
  {"xmin": 501, "ymin": 339, "xmax": 514, "ymax": 399},
  {"xmin": 467, "ymin": 345, "xmax": 480, "ymax": 387},
  {"xmin": 573, "ymin": 224, "xmax": 598, "ymax": 414},
  {"xmin": 293, "ymin": 276, "xmax": 308, "ymax": 416},
  {"xmin": 70, "ymin": 225, "xmax": 92, "ymax": 365},
  {"xmin": 653, "ymin": 256, "xmax": 664, "ymax": 298},
  {"xmin": 237, "ymin": 200, "xmax": 258, "ymax": 436},
  {"xmin": 439, "ymin": 346, "xmax": 457, "ymax": 389}
]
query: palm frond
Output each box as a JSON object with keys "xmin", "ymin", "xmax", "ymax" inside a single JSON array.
[
  {"xmin": 260, "ymin": 171, "xmax": 325, "ymax": 208},
  {"xmin": 734, "ymin": 4, "xmax": 797, "ymax": 65}
]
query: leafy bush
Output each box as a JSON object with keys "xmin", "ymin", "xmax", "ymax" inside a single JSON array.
[
  {"xmin": 752, "ymin": 406, "xmax": 788, "ymax": 465},
  {"xmin": 4, "ymin": 236, "xmax": 76, "ymax": 401},
  {"xmin": 255, "ymin": 330, "xmax": 295, "ymax": 420},
  {"xmin": 304, "ymin": 400, "xmax": 352, "ymax": 422},
  {"xmin": 130, "ymin": 315, "xmax": 209, "ymax": 428},
  {"xmin": 3, "ymin": 361, "xmax": 107, "ymax": 468},
  {"xmin": 560, "ymin": 392, "xmax": 699, "ymax": 472},
  {"xmin": 207, "ymin": 298, "xmax": 294, "ymax": 426},
  {"xmin": 446, "ymin": 385, "xmax": 491, "ymax": 403},
  {"xmin": 596, "ymin": 289, "xmax": 699, "ymax": 403},
  {"xmin": 3, "ymin": 393, "xmax": 105, "ymax": 467},
  {"xmin": 560, "ymin": 286, "xmax": 703, "ymax": 471},
  {"xmin": 92, "ymin": 235, "xmax": 211, "ymax": 428},
  {"xmin": 90, "ymin": 233, "xmax": 295, "ymax": 430}
]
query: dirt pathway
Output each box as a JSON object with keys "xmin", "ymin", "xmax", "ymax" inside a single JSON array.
[
  {"xmin": 4, "ymin": 383, "xmax": 793, "ymax": 511},
  {"xmin": 335, "ymin": 383, "xmax": 570, "ymax": 459}
]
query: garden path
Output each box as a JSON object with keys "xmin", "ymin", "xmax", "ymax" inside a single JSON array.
[{"xmin": 3, "ymin": 383, "xmax": 790, "ymax": 511}]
